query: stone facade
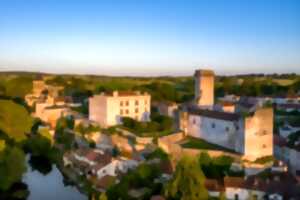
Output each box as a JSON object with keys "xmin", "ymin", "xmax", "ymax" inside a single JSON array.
[
  {"xmin": 194, "ymin": 69, "xmax": 214, "ymax": 108},
  {"xmin": 89, "ymin": 91, "xmax": 151, "ymax": 128},
  {"xmin": 244, "ymin": 108, "xmax": 273, "ymax": 161},
  {"xmin": 178, "ymin": 69, "xmax": 274, "ymax": 161}
]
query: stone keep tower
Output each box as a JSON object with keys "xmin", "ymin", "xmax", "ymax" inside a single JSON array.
[{"xmin": 194, "ymin": 69, "xmax": 215, "ymax": 108}]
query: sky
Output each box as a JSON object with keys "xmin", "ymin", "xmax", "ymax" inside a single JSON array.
[{"xmin": 0, "ymin": 0, "xmax": 299, "ymax": 76}]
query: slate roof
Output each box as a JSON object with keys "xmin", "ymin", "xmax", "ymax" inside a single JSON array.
[{"xmin": 187, "ymin": 107, "xmax": 240, "ymax": 121}]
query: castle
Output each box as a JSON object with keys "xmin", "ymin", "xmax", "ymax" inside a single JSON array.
[{"xmin": 180, "ymin": 69, "xmax": 273, "ymax": 161}]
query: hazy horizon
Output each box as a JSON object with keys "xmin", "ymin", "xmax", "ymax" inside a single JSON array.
[{"xmin": 1, "ymin": 0, "xmax": 300, "ymax": 76}]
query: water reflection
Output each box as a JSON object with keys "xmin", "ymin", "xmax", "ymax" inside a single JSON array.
[{"xmin": 23, "ymin": 159, "xmax": 87, "ymax": 200}]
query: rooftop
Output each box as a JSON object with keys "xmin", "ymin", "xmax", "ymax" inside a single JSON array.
[
  {"xmin": 97, "ymin": 90, "xmax": 149, "ymax": 97},
  {"xmin": 194, "ymin": 69, "xmax": 215, "ymax": 77},
  {"xmin": 187, "ymin": 106, "xmax": 240, "ymax": 121}
]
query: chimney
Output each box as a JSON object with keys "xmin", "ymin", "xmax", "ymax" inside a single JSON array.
[{"xmin": 113, "ymin": 91, "xmax": 118, "ymax": 97}]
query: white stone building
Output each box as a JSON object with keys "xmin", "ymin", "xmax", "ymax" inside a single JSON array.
[
  {"xmin": 89, "ymin": 91, "xmax": 151, "ymax": 128},
  {"xmin": 180, "ymin": 69, "xmax": 274, "ymax": 161}
]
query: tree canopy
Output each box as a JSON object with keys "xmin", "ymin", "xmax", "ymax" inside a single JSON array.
[
  {"xmin": 0, "ymin": 146, "xmax": 27, "ymax": 191},
  {"xmin": 165, "ymin": 156, "xmax": 208, "ymax": 200},
  {"xmin": 0, "ymin": 100, "xmax": 34, "ymax": 142}
]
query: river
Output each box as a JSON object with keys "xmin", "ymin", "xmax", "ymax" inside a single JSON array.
[{"xmin": 23, "ymin": 161, "xmax": 87, "ymax": 200}]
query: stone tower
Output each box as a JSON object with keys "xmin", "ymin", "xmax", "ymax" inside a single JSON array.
[{"xmin": 194, "ymin": 69, "xmax": 214, "ymax": 108}]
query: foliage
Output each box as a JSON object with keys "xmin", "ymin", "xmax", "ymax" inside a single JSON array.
[
  {"xmin": 56, "ymin": 116, "xmax": 75, "ymax": 133},
  {"xmin": 253, "ymin": 156, "xmax": 275, "ymax": 164},
  {"xmin": 75, "ymin": 123, "xmax": 100, "ymax": 137},
  {"xmin": 165, "ymin": 156, "xmax": 208, "ymax": 200},
  {"xmin": 121, "ymin": 115, "xmax": 174, "ymax": 137},
  {"xmin": 0, "ymin": 182, "xmax": 29, "ymax": 200},
  {"xmin": 1, "ymin": 76, "xmax": 33, "ymax": 98},
  {"xmin": 287, "ymin": 131, "xmax": 300, "ymax": 148},
  {"xmin": 145, "ymin": 148, "xmax": 169, "ymax": 161},
  {"xmin": 0, "ymin": 140, "xmax": 5, "ymax": 152},
  {"xmin": 107, "ymin": 163, "xmax": 162, "ymax": 200},
  {"xmin": 181, "ymin": 137, "xmax": 237, "ymax": 153},
  {"xmin": 198, "ymin": 152, "xmax": 235, "ymax": 180},
  {"xmin": 99, "ymin": 193, "xmax": 108, "ymax": 200},
  {"xmin": 56, "ymin": 129, "xmax": 75, "ymax": 150},
  {"xmin": 0, "ymin": 146, "xmax": 27, "ymax": 191},
  {"xmin": 0, "ymin": 100, "xmax": 34, "ymax": 142}
]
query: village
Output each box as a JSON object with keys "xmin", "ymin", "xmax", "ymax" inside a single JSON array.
[{"xmin": 23, "ymin": 69, "xmax": 300, "ymax": 200}]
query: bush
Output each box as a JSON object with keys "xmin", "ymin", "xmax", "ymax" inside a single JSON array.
[{"xmin": 253, "ymin": 156, "xmax": 275, "ymax": 164}]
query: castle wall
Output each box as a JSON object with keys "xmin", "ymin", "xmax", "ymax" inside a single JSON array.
[
  {"xmin": 186, "ymin": 114, "xmax": 244, "ymax": 153},
  {"xmin": 195, "ymin": 70, "xmax": 214, "ymax": 108},
  {"xmin": 244, "ymin": 108, "xmax": 273, "ymax": 161}
]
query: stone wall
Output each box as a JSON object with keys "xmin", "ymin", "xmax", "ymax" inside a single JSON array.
[
  {"xmin": 194, "ymin": 70, "xmax": 214, "ymax": 107},
  {"xmin": 158, "ymin": 132, "xmax": 241, "ymax": 163},
  {"xmin": 244, "ymin": 108, "xmax": 274, "ymax": 161},
  {"xmin": 186, "ymin": 114, "xmax": 244, "ymax": 153}
]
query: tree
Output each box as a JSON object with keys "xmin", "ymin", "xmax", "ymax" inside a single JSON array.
[
  {"xmin": 4, "ymin": 77, "xmax": 33, "ymax": 98},
  {"xmin": 99, "ymin": 193, "xmax": 108, "ymax": 200},
  {"xmin": 165, "ymin": 156, "xmax": 208, "ymax": 200},
  {"xmin": 0, "ymin": 100, "xmax": 34, "ymax": 142},
  {"xmin": 0, "ymin": 140, "xmax": 5, "ymax": 152},
  {"xmin": 0, "ymin": 146, "xmax": 27, "ymax": 191},
  {"xmin": 198, "ymin": 152, "xmax": 234, "ymax": 179}
]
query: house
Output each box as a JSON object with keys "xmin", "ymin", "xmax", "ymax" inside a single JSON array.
[
  {"xmin": 274, "ymin": 134, "xmax": 300, "ymax": 175},
  {"xmin": 35, "ymin": 103, "xmax": 70, "ymax": 128},
  {"xmin": 279, "ymin": 124, "xmax": 300, "ymax": 138},
  {"xmin": 202, "ymin": 171, "xmax": 300, "ymax": 200},
  {"xmin": 218, "ymin": 101, "xmax": 236, "ymax": 113},
  {"xmin": 205, "ymin": 179, "xmax": 224, "ymax": 198},
  {"xmin": 277, "ymin": 103, "xmax": 300, "ymax": 112},
  {"xmin": 89, "ymin": 91, "xmax": 151, "ymax": 128},
  {"xmin": 155, "ymin": 101, "xmax": 178, "ymax": 118},
  {"xmin": 93, "ymin": 158, "xmax": 138, "ymax": 179}
]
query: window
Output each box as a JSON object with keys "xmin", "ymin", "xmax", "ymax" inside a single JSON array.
[
  {"xmin": 225, "ymin": 127, "xmax": 229, "ymax": 132},
  {"xmin": 120, "ymin": 101, "xmax": 123, "ymax": 106},
  {"xmin": 193, "ymin": 118, "xmax": 196, "ymax": 125},
  {"xmin": 126, "ymin": 101, "xmax": 129, "ymax": 106},
  {"xmin": 125, "ymin": 109, "xmax": 129, "ymax": 114},
  {"xmin": 135, "ymin": 100, "xmax": 139, "ymax": 106},
  {"xmin": 135, "ymin": 108, "xmax": 139, "ymax": 113},
  {"xmin": 120, "ymin": 109, "xmax": 123, "ymax": 115},
  {"xmin": 252, "ymin": 194, "xmax": 258, "ymax": 200},
  {"xmin": 145, "ymin": 108, "xmax": 148, "ymax": 112},
  {"xmin": 262, "ymin": 130, "xmax": 267, "ymax": 135},
  {"xmin": 234, "ymin": 194, "xmax": 239, "ymax": 200},
  {"xmin": 145, "ymin": 100, "xmax": 148, "ymax": 105},
  {"xmin": 262, "ymin": 144, "xmax": 267, "ymax": 148},
  {"xmin": 236, "ymin": 125, "xmax": 239, "ymax": 131},
  {"xmin": 211, "ymin": 123, "xmax": 215, "ymax": 128}
]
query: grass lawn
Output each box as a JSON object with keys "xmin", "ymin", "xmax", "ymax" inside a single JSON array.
[
  {"xmin": 119, "ymin": 125, "xmax": 174, "ymax": 138},
  {"xmin": 181, "ymin": 136, "xmax": 238, "ymax": 154}
]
